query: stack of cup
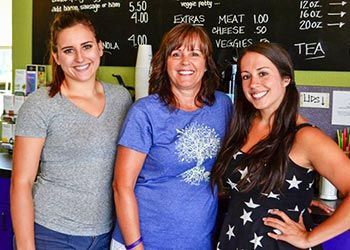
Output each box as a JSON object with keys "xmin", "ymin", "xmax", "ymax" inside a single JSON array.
[
  {"xmin": 319, "ymin": 176, "xmax": 338, "ymax": 200},
  {"xmin": 135, "ymin": 45, "xmax": 152, "ymax": 100}
]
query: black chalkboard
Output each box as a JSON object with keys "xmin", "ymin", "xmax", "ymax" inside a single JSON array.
[{"xmin": 33, "ymin": 0, "xmax": 350, "ymax": 71}]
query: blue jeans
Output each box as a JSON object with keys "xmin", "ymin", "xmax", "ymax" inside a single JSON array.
[{"xmin": 34, "ymin": 223, "xmax": 111, "ymax": 250}]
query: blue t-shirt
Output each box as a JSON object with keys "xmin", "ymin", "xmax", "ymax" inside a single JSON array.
[{"xmin": 112, "ymin": 91, "xmax": 232, "ymax": 249}]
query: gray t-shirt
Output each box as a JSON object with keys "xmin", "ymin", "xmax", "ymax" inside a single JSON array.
[{"xmin": 15, "ymin": 82, "xmax": 132, "ymax": 236}]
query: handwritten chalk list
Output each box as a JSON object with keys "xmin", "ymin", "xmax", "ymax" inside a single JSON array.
[{"xmin": 33, "ymin": 0, "xmax": 350, "ymax": 70}]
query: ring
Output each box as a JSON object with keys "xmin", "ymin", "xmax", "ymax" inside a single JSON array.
[{"xmin": 273, "ymin": 229, "xmax": 283, "ymax": 235}]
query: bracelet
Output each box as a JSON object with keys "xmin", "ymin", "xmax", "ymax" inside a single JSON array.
[{"xmin": 125, "ymin": 236, "xmax": 143, "ymax": 250}]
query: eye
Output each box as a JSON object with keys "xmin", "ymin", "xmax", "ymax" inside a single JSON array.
[
  {"xmin": 258, "ymin": 71, "xmax": 268, "ymax": 77},
  {"xmin": 62, "ymin": 48, "xmax": 74, "ymax": 54},
  {"xmin": 170, "ymin": 51, "xmax": 181, "ymax": 58},
  {"xmin": 241, "ymin": 74, "xmax": 250, "ymax": 80},
  {"xmin": 82, "ymin": 44, "xmax": 93, "ymax": 50},
  {"xmin": 190, "ymin": 51, "xmax": 201, "ymax": 57}
]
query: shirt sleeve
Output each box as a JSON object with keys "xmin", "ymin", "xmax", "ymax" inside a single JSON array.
[
  {"xmin": 117, "ymin": 102, "xmax": 152, "ymax": 154},
  {"xmin": 15, "ymin": 92, "xmax": 48, "ymax": 138}
]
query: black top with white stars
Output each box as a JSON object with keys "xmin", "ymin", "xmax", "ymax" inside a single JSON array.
[{"xmin": 217, "ymin": 145, "xmax": 316, "ymax": 249}]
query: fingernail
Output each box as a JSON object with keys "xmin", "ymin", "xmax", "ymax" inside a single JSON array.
[{"xmin": 268, "ymin": 209, "xmax": 274, "ymax": 213}]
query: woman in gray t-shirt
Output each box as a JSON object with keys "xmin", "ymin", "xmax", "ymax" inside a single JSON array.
[{"xmin": 11, "ymin": 10, "xmax": 131, "ymax": 250}]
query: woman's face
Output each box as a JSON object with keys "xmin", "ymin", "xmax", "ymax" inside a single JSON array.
[
  {"xmin": 240, "ymin": 52, "xmax": 290, "ymax": 115},
  {"xmin": 52, "ymin": 23, "xmax": 103, "ymax": 83},
  {"xmin": 166, "ymin": 37, "xmax": 207, "ymax": 95}
]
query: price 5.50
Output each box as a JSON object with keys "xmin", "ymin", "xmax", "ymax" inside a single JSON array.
[{"xmin": 129, "ymin": 1, "xmax": 147, "ymax": 12}]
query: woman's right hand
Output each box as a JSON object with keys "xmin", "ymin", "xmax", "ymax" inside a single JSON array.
[{"xmin": 11, "ymin": 136, "xmax": 45, "ymax": 250}]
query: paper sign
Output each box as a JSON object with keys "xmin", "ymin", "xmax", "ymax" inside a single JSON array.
[
  {"xmin": 332, "ymin": 91, "xmax": 350, "ymax": 126},
  {"xmin": 300, "ymin": 92, "xmax": 329, "ymax": 108}
]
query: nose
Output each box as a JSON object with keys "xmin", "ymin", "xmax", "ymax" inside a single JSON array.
[
  {"xmin": 181, "ymin": 55, "xmax": 190, "ymax": 66},
  {"xmin": 75, "ymin": 49, "xmax": 84, "ymax": 62},
  {"xmin": 248, "ymin": 75, "xmax": 260, "ymax": 88}
]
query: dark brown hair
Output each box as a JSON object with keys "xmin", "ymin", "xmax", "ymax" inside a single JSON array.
[
  {"xmin": 211, "ymin": 42, "xmax": 299, "ymax": 194},
  {"xmin": 48, "ymin": 10, "xmax": 100, "ymax": 97},
  {"xmin": 148, "ymin": 23, "xmax": 219, "ymax": 108}
]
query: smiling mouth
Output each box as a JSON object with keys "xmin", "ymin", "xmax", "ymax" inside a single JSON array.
[
  {"xmin": 74, "ymin": 64, "xmax": 89, "ymax": 71},
  {"xmin": 178, "ymin": 70, "xmax": 194, "ymax": 75},
  {"xmin": 251, "ymin": 91, "xmax": 268, "ymax": 99}
]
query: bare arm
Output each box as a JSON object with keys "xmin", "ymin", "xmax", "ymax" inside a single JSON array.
[
  {"xmin": 11, "ymin": 136, "xmax": 44, "ymax": 250},
  {"xmin": 265, "ymin": 127, "xmax": 350, "ymax": 248},
  {"xmin": 113, "ymin": 146, "xmax": 146, "ymax": 249},
  {"xmin": 305, "ymin": 129, "xmax": 350, "ymax": 246}
]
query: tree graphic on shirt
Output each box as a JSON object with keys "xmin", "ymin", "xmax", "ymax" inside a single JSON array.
[{"xmin": 175, "ymin": 122, "xmax": 220, "ymax": 185}]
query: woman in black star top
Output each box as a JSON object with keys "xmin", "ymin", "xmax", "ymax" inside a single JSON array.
[{"xmin": 211, "ymin": 42, "xmax": 350, "ymax": 249}]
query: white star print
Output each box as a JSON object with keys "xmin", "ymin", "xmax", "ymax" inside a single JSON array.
[
  {"xmin": 286, "ymin": 175, "xmax": 302, "ymax": 189},
  {"xmin": 226, "ymin": 224, "xmax": 235, "ymax": 240},
  {"xmin": 249, "ymin": 233, "xmax": 263, "ymax": 249},
  {"xmin": 308, "ymin": 180, "xmax": 314, "ymax": 189},
  {"xmin": 245, "ymin": 198, "xmax": 260, "ymax": 209},
  {"xmin": 216, "ymin": 242, "xmax": 221, "ymax": 250},
  {"xmin": 239, "ymin": 167, "xmax": 248, "ymax": 180},
  {"xmin": 226, "ymin": 178, "xmax": 238, "ymax": 191},
  {"xmin": 262, "ymin": 191, "xmax": 280, "ymax": 199},
  {"xmin": 288, "ymin": 205, "xmax": 300, "ymax": 212},
  {"xmin": 240, "ymin": 208, "xmax": 253, "ymax": 225},
  {"xmin": 233, "ymin": 151, "xmax": 243, "ymax": 160}
]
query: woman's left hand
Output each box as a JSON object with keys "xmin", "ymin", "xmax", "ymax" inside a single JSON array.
[
  {"xmin": 263, "ymin": 209, "xmax": 311, "ymax": 249},
  {"xmin": 309, "ymin": 199, "xmax": 334, "ymax": 214}
]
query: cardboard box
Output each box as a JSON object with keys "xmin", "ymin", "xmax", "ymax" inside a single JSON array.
[
  {"xmin": 26, "ymin": 65, "xmax": 38, "ymax": 95},
  {"xmin": 3, "ymin": 94, "xmax": 14, "ymax": 114},
  {"xmin": 37, "ymin": 65, "xmax": 47, "ymax": 88},
  {"xmin": 1, "ymin": 123, "xmax": 14, "ymax": 143},
  {"xmin": 14, "ymin": 69, "xmax": 26, "ymax": 94},
  {"xmin": 14, "ymin": 95, "xmax": 25, "ymax": 115},
  {"xmin": 26, "ymin": 64, "xmax": 47, "ymax": 95}
]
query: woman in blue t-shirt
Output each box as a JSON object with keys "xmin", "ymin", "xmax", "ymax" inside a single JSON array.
[{"xmin": 111, "ymin": 23, "xmax": 232, "ymax": 250}]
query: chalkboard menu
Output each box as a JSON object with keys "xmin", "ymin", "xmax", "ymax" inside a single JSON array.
[{"xmin": 33, "ymin": 0, "xmax": 350, "ymax": 71}]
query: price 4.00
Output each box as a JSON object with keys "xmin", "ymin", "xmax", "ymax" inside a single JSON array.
[
  {"xmin": 130, "ymin": 12, "xmax": 149, "ymax": 23},
  {"xmin": 128, "ymin": 34, "xmax": 148, "ymax": 47}
]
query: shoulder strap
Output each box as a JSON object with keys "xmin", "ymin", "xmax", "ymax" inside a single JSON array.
[{"xmin": 295, "ymin": 123, "xmax": 316, "ymax": 132}]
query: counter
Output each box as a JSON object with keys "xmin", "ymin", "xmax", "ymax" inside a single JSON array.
[
  {"xmin": 0, "ymin": 152, "xmax": 12, "ymax": 170},
  {"xmin": 0, "ymin": 153, "xmax": 13, "ymax": 250},
  {"xmin": 312, "ymin": 198, "xmax": 350, "ymax": 250}
]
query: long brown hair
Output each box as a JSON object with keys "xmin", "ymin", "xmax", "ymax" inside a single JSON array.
[
  {"xmin": 149, "ymin": 23, "xmax": 219, "ymax": 108},
  {"xmin": 48, "ymin": 10, "xmax": 100, "ymax": 97},
  {"xmin": 211, "ymin": 42, "xmax": 299, "ymax": 194}
]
